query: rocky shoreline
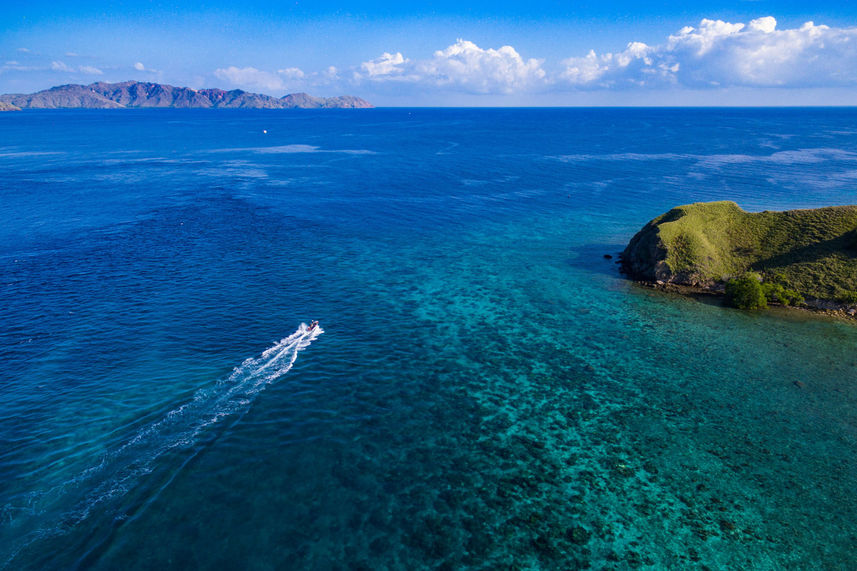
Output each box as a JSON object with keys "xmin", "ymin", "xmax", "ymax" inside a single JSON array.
[{"xmin": 622, "ymin": 270, "xmax": 857, "ymax": 320}]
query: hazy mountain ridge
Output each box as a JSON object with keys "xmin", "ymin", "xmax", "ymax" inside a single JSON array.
[{"xmin": 0, "ymin": 81, "xmax": 373, "ymax": 109}]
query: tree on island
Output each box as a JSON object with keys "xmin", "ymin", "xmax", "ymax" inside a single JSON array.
[{"xmin": 725, "ymin": 273, "xmax": 768, "ymax": 310}]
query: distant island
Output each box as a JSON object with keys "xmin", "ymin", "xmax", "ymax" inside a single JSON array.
[
  {"xmin": 0, "ymin": 81, "xmax": 373, "ymax": 110},
  {"xmin": 621, "ymin": 201, "xmax": 857, "ymax": 315}
]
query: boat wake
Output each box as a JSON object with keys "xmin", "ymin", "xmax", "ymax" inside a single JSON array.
[{"xmin": 1, "ymin": 323, "xmax": 323, "ymax": 568}]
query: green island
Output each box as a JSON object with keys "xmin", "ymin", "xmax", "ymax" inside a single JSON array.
[{"xmin": 621, "ymin": 201, "xmax": 857, "ymax": 314}]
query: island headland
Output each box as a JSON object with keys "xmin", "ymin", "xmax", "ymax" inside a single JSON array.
[
  {"xmin": 621, "ymin": 201, "xmax": 857, "ymax": 316},
  {"xmin": 0, "ymin": 81, "xmax": 373, "ymax": 109}
]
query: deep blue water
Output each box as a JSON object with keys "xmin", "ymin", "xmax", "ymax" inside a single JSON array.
[{"xmin": 2, "ymin": 108, "xmax": 857, "ymax": 569}]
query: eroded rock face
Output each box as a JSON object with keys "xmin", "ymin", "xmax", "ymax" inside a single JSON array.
[
  {"xmin": 620, "ymin": 211, "xmax": 721, "ymax": 288},
  {"xmin": 621, "ymin": 220, "xmax": 673, "ymax": 283}
]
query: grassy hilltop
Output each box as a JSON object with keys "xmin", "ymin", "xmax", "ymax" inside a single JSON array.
[{"xmin": 622, "ymin": 201, "xmax": 857, "ymax": 302}]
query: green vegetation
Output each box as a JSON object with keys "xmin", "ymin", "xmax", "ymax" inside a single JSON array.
[
  {"xmin": 623, "ymin": 201, "xmax": 857, "ymax": 303},
  {"xmin": 724, "ymin": 272, "xmax": 805, "ymax": 309},
  {"xmin": 838, "ymin": 291, "xmax": 857, "ymax": 305},
  {"xmin": 761, "ymin": 282, "xmax": 804, "ymax": 306},
  {"xmin": 725, "ymin": 273, "xmax": 768, "ymax": 310}
]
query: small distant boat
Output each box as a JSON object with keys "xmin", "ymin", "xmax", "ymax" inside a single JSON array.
[{"xmin": 307, "ymin": 320, "xmax": 319, "ymax": 332}]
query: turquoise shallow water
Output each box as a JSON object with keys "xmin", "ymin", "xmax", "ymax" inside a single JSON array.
[{"xmin": 2, "ymin": 108, "xmax": 857, "ymax": 569}]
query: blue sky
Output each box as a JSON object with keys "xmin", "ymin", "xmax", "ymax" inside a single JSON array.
[{"xmin": 3, "ymin": 1, "xmax": 857, "ymax": 105}]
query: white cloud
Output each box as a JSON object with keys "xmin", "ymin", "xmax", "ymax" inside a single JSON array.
[
  {"xmin": 212, "ymin": 65, "xmax": 344, "ymax": 93},
  {"xmin": 214, "ymin": 66, "xmax": 284, "ymax": 91},
  {"xmin": 323, "ymin": 66, "xmax": 339, "ymax": 80},
  {"xmin": 65, "ymin": 52, "xmax": 79, "ymax": 57},
  {"xmin": 1, "ymin": 60, "xmax": 37, "ymax": 72},
  {"xmin": 561, "ymin": 42, "xmax": 671, "ymax": 88},
  {"xmin": 51, "ymin": 60, "xmax": 74, "ymax": 72},
  {"xmin": 277, "ymin": 67, "xmax": 305, "ymax": 79},
  {"xmin": 361, "ymin": 52, "xmax": 410, "ymax": 78},
  {"xmin": 132, "ymin": 61, "xmax": 161, "ymax": 74},
  {"xmin": 16, "ymin": 48, "xmax": 30, "ymax": 53},
  {"xmin": 748, "ymin": 16, "xmax": 777, "ymax": 34},
  {"xmin": 426, "ymin": 40, "xmax": 546, "ymax": 92},
  {"xmin": 561, "ymin": 17, "xmax": 857, "ymax": 89},
  {"xmin": 356, "ymin": 39, "xmax": 546, "ymax": 93},
  {"xmin": 50, "ymin": 61, "xmax": 103, "ymax": 75}
]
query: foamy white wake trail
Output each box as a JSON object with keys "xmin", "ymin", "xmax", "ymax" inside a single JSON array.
[
  {"xmin": 118, "ymin": 323, "xmax": 322, "ymax": 455},
  {"xmin": 1, "ymin": 324, "xmax": 322, "ymax": 568}
]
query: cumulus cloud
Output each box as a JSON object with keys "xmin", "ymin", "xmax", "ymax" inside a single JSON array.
[
  {"xmin": 134, "ymin": 62, "xmax": 146, "ymax": 71},
  {"xmin": 424, "ymin": 40, "xmax": 546, "ymax": 92},
  {"xmin": 206, "ymin": 19, "xmax": 857, "ymax": 98},
  {"xmin": 361, "ymin": 52, "xmax": 411, "ymax": 79},
  {"xmin": 356, "ymin": 39, "xmax": 546, "ymax": 93},
  {"xmin": 277, "ymin": 67, "xmax": 305, "ymax": 79},
  {"xmin": 561, "ymin": 17, "xmax": 857, "ymax": 89},
  {"xmin": 214, "ymin": 66, "xmax": 284, "ymax": 91}
]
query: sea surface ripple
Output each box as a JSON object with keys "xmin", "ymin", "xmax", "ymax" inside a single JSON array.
[{"xmin": 2, "ymin": 108, "xmax": 857, "ymax": 569}]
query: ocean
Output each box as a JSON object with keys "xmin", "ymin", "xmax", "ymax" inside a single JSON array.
[{"xmin": 2, "ymin": 108, "xmax": 857, "ymax": 569}]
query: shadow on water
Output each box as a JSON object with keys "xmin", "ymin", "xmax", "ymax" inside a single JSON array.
[
  {"xmin": 629, "ymin": 280, "xmax": 727, "ymax": 310},
  {"xmin": 566, "ymin": 242, "xmax": 626, "ymax": 277},
  {"xmin": 568, "ymin": 241, "xmax": 731, "ymax": 311}
]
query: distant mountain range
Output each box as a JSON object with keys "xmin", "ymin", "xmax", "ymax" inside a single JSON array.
[{"xmin": 0, "ymin": 81, "xmax": 373, "ymax": 110}]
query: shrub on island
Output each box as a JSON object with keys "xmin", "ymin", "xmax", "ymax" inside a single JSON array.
[
  {"xmin": 725, "ymin": 273, "xmax": 767, "ymax": 310},
  {"xmin": 761, "ymin": 277, "xmax": 805, "ymax": 307}
]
